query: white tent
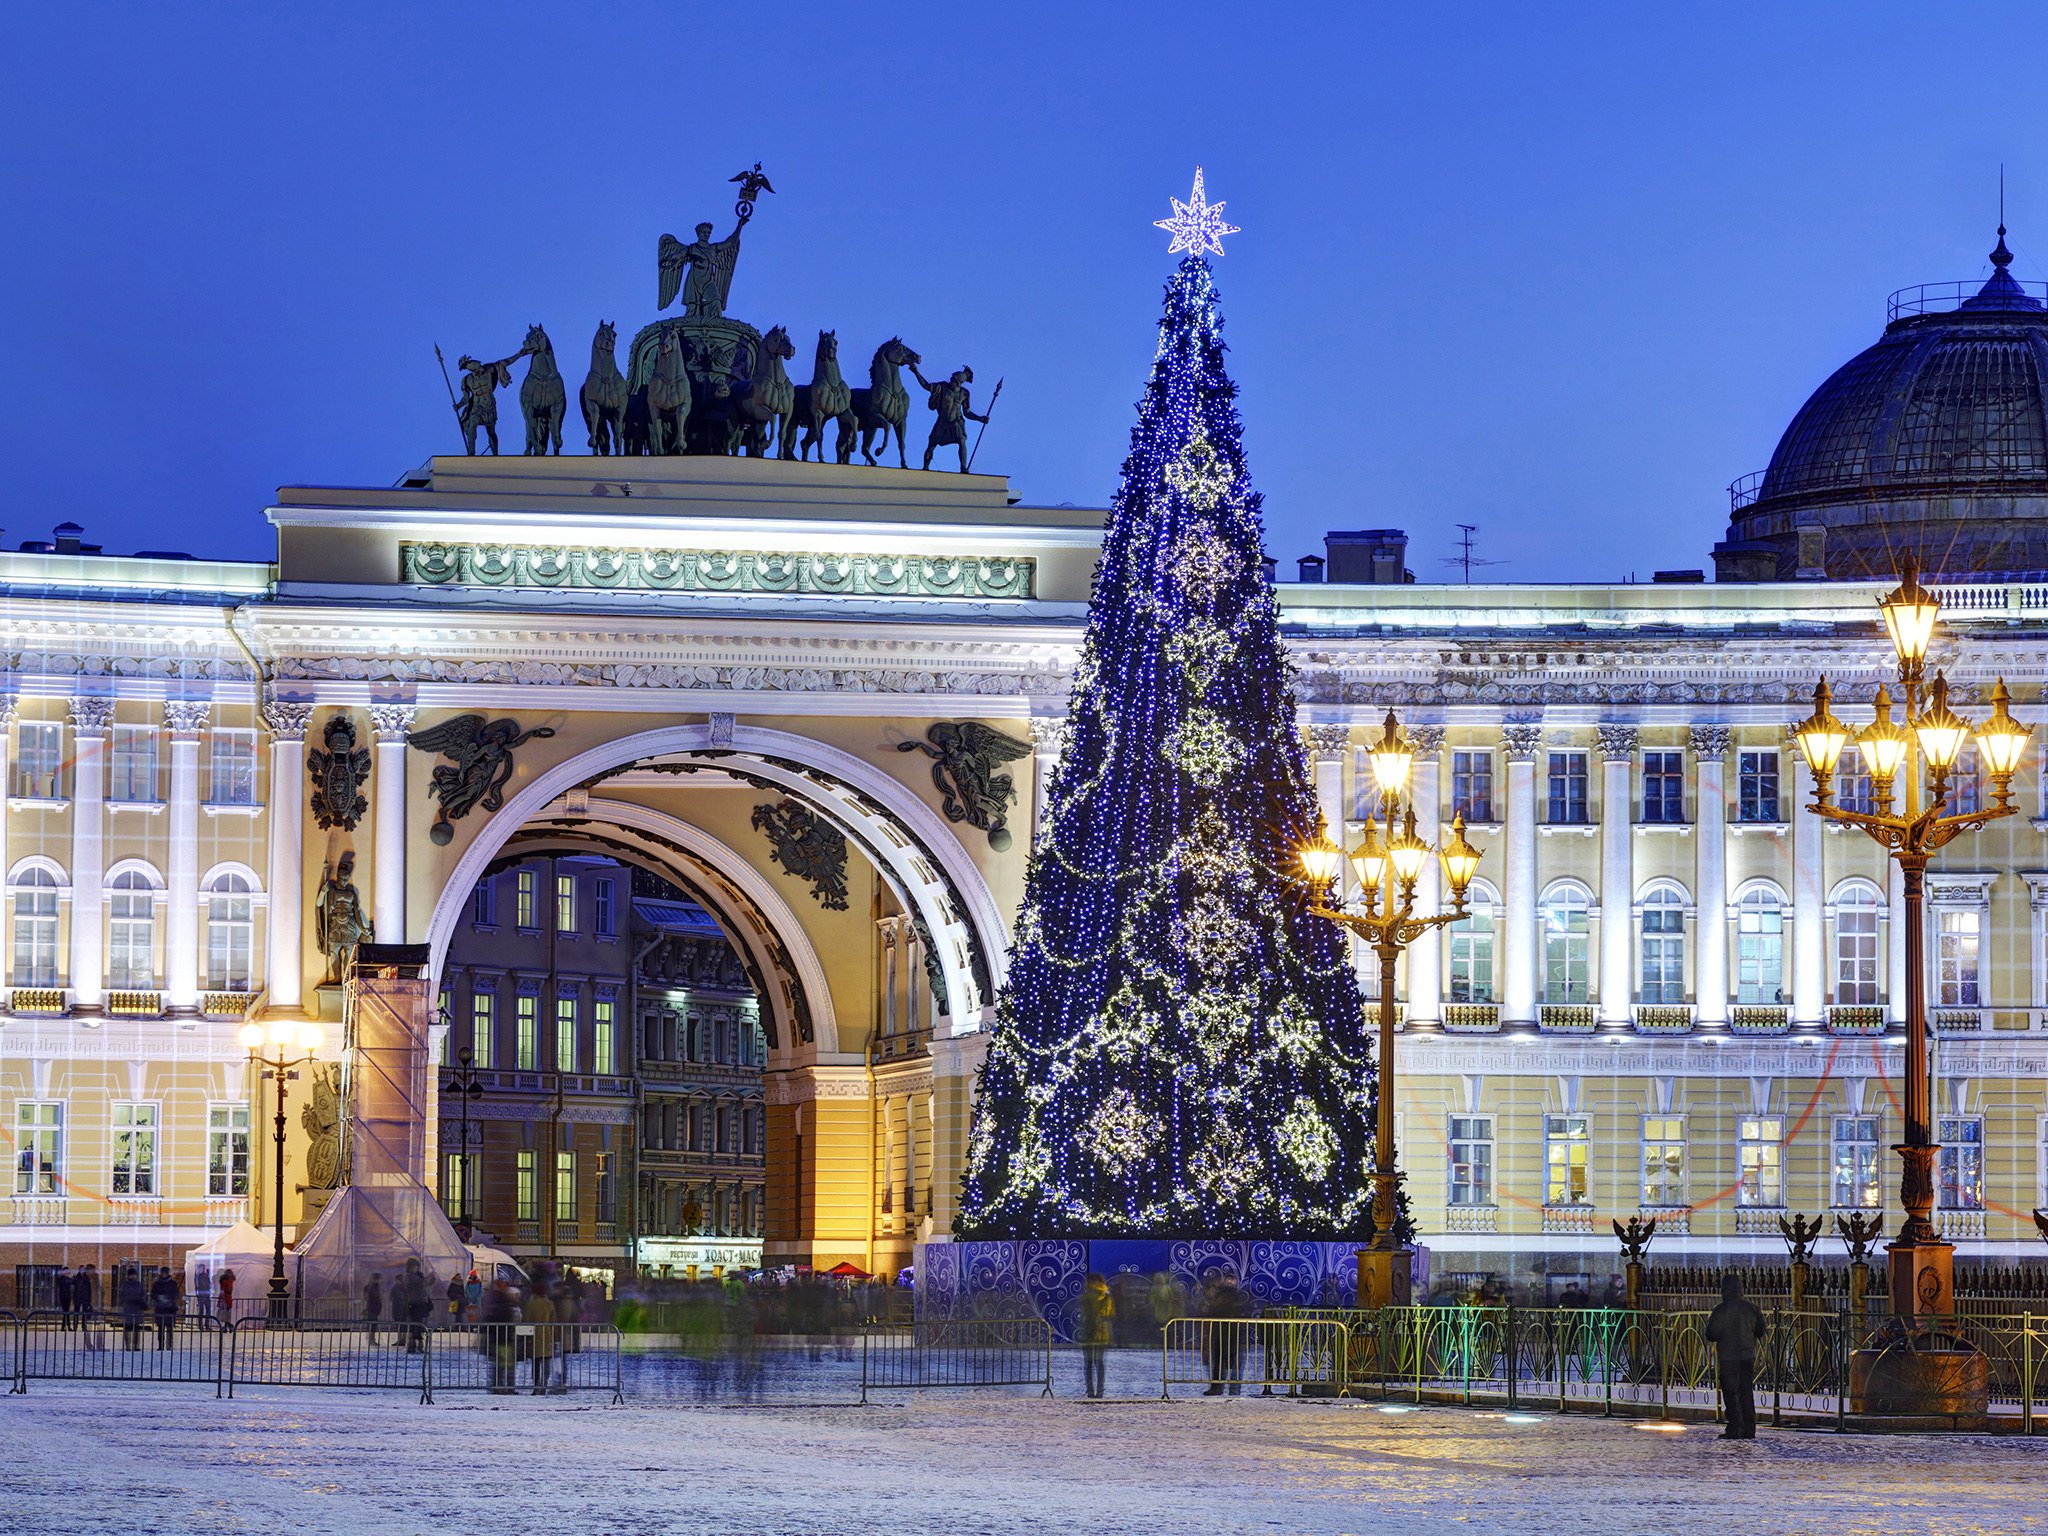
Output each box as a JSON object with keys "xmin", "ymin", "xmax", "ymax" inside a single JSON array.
[{"xmin": 183, "ymin": 1219, "xmax": 276, "ymax": 1314}]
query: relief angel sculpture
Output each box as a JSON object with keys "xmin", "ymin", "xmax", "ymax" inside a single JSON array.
[{"xmin": 406, "ymin": 714, "xmax": 556, "ymax": 844}]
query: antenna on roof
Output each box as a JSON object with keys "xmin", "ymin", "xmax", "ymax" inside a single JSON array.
[{"xmin": 1441, "ymin": 524, "xmax": 1507, "ymax": 584}]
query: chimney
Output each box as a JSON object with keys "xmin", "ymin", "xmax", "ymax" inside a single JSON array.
[
  {"xmin": 1324, "ymin": 529, "xmax": 1411, "ymax": 585},
  {"xmin": 53, "ymin": 522, "xmax": 84, "ymax": 556},
  {"xmin": 1259, "ymin": 555, "xmax": 1278, "ymax": 586},
  {"xmin": 1297, "ymin": 555, "xmax": 1326, "ymax": 583}
]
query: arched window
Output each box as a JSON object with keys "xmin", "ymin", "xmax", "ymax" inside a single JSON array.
[
  {"xmin": 1541, "ymin": 886, "xmax": 1591, "ymax": 1004},
  {"xmin": 1832, "ymin": 883, "xmax": 1883, "ymax": 1005},
  {"xmin": 1736, "ymin": 887, "xmax": 1786, "ymax": 1005},
  {"xmin": 204, "ymin": 870, "xmax": 256, "ymax": 991},
  {"xmin": 1449, "ymin": 890, "xmax": 1496, "ymax": 1003},
  {"xmin": 107, "ymin": 869, "xmax": 157, "ymax": 989},
  {"xmin": 11, "ymin": 866, "xmax": 62, "ymax": 986},
  {"xmin": 1639, "ymin": 887, "xmax": 1687, "ymax": 1005}
]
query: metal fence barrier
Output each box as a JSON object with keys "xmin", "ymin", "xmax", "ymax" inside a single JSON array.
[
  {"xmin": 425, "ymin": 1323, "xmax": 624, "ymax": 1401},
  {"xmin": 859, "ymin": 1318, "xmax": 1053, "ymax": 1403},
  {"xmin": 1161, "ymin": 1318, "xmax": 1349, "ymax": 1399},
  {"xmin": 11, "ymin": 1309, "xmax": 227, "ymax": 1395},
  {"xmin": 226, "ymin": 1318, "xmax": 436, "ymax": 1401}
]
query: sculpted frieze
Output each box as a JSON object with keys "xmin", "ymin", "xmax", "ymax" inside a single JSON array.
[
  {"xmin": 274, "ymin": 654, "xmax": 1075, "ymax": 695},
  {"xmin": 401, "ymin": 542, "xmax": 1036, "ymax": 600}
]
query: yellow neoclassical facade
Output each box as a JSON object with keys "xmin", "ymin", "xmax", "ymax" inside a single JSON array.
[{"xmin": 3, "ymin": 455, "xmax": 2047, "ymax": 1297}]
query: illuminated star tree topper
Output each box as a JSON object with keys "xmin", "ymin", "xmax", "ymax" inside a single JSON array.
[{"xmin": 1155, "ymin": 166, "xmax": 1240, "ymax": 257}]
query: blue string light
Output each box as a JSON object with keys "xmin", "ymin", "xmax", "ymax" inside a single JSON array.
[{"xmin": 957, "ymin": 244, "xmax": 1383, "ymax": 1241}]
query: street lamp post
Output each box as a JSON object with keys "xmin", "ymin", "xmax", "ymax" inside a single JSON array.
[
  {"xmin": 1791, "ymin": 560, "xmax": 2031, "ymax": 1322},
  {"xmin": 1298, "ymin": 711, "xmax": 1483, "ymax": 1310},
  {"xmin": 443, "ymin": 1043, "xmax": 485, "ymax": 1238},
  {"xmin": 239, "ymin": 1016, "xmax": 325, "ymax": 1321}
]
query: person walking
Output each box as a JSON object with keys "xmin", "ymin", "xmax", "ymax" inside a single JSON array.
[
  {"xmin": 481, "ymin": 1277, "xmax": 519, "ymax": 1394},
  {"xmin": 150, "ymin": 1267, "xmax": 180, "ymax": 1349},
  {"xmin": 1080, "ymin": 1272, "xmax": 1114, "ymax": 1400},
  {"xmin": 1203, "ymin": 1269, "xmax": 1252, "ymax": 1396},
  {"xmin": 465, "ymin": 1269, "xmax": 483, "ymax": 1323},
  {"xmin": 117, "ymin": 1268, "xmax": 146, "ymax": 1351},
  {"xmin": 1704, "ymin": 1273, "xmax": 1766, "ymax": 1440},
  {"xmin": 525, "ymin": 1276, "xmax": 560, "ymax": 1394},
  {"xmin": 53, "ymin": 1265, "xmax": 75, "ymax": 1331},
  {"xmin": 394, "ymin": 1258, "xmax": 428, "ymax": 1354},
  {"xmin": 362, "ymin": 1273, "xmax": 384, "ymax": 1344},
  {"xmin": 446, "ymin": 1272, "xmax": 464, "ymax": 1326},
  {"xmin": 76, "ymin": 1264, "xmax": 102, "ymax": 1351},
  {"xmin": 215, "ymin": 1266, "xmax": 235, "ymax": 1323}
]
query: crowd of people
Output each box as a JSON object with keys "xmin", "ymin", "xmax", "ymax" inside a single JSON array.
[{"xmin": 40, "ymin": 1263, "xmax": 195, "ymax": 1350}]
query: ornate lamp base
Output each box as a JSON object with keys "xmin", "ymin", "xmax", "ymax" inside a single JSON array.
[
  {"xmin": 1886, "ymin": 1230, "xmax": 1956, "ymax": 1320},
  {"xmin": 1356, "ymin": 1246, "xmax": 1413, "ymax": 1310}
]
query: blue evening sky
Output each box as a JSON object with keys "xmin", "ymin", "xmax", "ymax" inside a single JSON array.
[{"xmin": 1, "ymin": 3, "xmax": 2040, "ymax": 582}]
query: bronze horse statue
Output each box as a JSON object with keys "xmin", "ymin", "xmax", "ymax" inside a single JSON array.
[
  {"xmin": 519, "ymin": 324, "xmax": 565, "ymax": 455},
  {"xmin": 645, "ymin": 328, "xmax": 692, "ymax": 455},
  {"xmin": 784, "ymin": 329, "xmax": 854, "ymax": 462},
  {"xmin": 737, "ymin": 325, "xmax": 796, "ymax": 457},
  {"xmin": 580, "ymin": 321, "xmax": 627, "ymax": 455},
  {"xmin": 851, "ymin": 337, "xmax": 921, "ymax": 468}
]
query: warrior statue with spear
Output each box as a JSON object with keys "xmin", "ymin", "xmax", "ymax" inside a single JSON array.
[
  {"xmin": 436, "ymin": 342, "xmax": 524, "ymax": 456},
  {"xmin": 912, "ymin": 364, "xmax": 1001, "ymax": 472}
]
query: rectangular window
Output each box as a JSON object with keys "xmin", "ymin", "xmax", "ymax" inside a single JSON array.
[
  {"xmin": 470, "ymin": 988, "xmax": 496, "ymax": 1069},
  {"xmin": 440, "ymin": 1152, "xmax": 477, "ymax": 1220},
  {"xmin": 1831, "ymin": 1115, "xmax": 1882, "ymax": 1210},
  {"xmin": 1641, "ymin": 1114, "xmax": 1686, "ymax": 1206},
  {"xmin": 1640, "ymin": 900, "xmax": 1686, "ymax": 1004},
  {"xmin": 1736, "ymin": 901, "xmax": 1785, "ymax": 1004},
  {"xmin": 556, "ymin": 993, "xmax": 579, "ymax": 1073},
  {"xmin": 1738, "ymin": 1115, "xmax": 1784, "ymax": 1208},
  {"xmin": 1448, "ymin": 1115, "xmax": 1494, "ymax": 1206},
  {"xmin": 109, "ymin": 725, "xmax": 159, "ymax": 802},
  {"xmin": 516, "ymin": 990, "xmax": 539, "ymax": 1070},
  {"xmin": 14, "ymin": 1102, "xmax": 61, "ymax": 1195},
  {"xmin": 1837, "ymin": 762, "xmax": 1876, "ymax": 815},
  {"xmin": 111, "ymin": 1102, "xmax": 158, "ymax": 1196},
  {"xmin": 1448, "ymin": 911, "xmax": 1495, "ymax": 1003},
  {"xmin": 594, "ymin": 997, "xmax": 617, "ymax": 1075},
  {"xmin": 207, "ymin": 1104, "xmax": 250, "ymax": 1197},
  {"xmin": 555, "ymin": 873, "xmax": 577, "ymax": 934},
  {"xmin": 1641, "ymin": 750, "xmax": 1684, "ymax": 824},
  {"xmin": 16, "ymin": 721, "xmax": 63, "ymax": 800},
  {"xmin": 555, "ymin": 1150, "xmax": 576, "ymax": 1222},
  {"xmin": 108, "ymin": 881, "xmax": 155, "ymax": 989},
  {"xmin": 593, "ymin": 1150, "xmax": 614, "ymax": 1224},
  {"xmin": 471, "ymin": 878, "xmax": 498, "ymax": 928},
  {"xmin": 516, "ymin": 870, "xmax": 538, "ymax": 930},
  {"xmin": 1546, "ymin": 752, "xmax": 1588, "ymax": 824},
  {"xmin": 1834, "ymin": 899, "xmax": 1881, "ymax": 1005},
  {"xmin": 207, "ymin": 730, "xmax": 257, "ymax": 806},
  {"xmin": 1938, "ymin": 1116, "xmax": 1985, "ymax": 1210},
  {"xmin": 1544, "ymin": 1113, "xmax": 1591, "ymax": 1206},
  {"xmin": 1937, "ymin": 910, "xmax": 1981, "ymax": 1006},
  {"xmin": 13, "ymin": 873, "xmax": 61, "ymax": 986},
  {"xmin": 1947, "ymin": 745, "xmax": 1983, "ymax": 816},
  {"xmin": 516, "ymin": 1149, "xmax": 537, "ymax": 1221},
  {"xmin": 1543, "ymin": 897, "xmax": 1590, "ymax": 1003},
  {"xmin": 1738, "ymin": 750, "xmax": 1780, "ymax": 823},
  {"xmin": 1451, "ymin": 751, "xmax": 1494, "ymax": 822},
  {"xmin": 594, "ymin": 878, "xmax": 616, "ymax": 938}
]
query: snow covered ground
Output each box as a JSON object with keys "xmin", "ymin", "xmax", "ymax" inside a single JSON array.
[{"xmin": 5, "ymin": 1353, "xmax": 2043, "ymax": 1536}]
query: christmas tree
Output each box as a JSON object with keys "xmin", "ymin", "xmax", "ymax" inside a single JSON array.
[{"xmin": 957, "ymin": 172, "xmax": 1376, "ymax": 1240}]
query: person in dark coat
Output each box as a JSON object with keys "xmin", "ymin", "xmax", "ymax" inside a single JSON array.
[
  {"xmin": 76, "ymin": 1264, "xmax": 103, "ymax": 1351},
  {"xmin": 1080, "ymin": 1273, "xmax": 1114, "ymax": 1400},
  {"xmin": 118, "ymin": 1268, "xmax": 147, "ymax": 1351},
  {"xmin": 1704, "ymin": 1273, "xmax": 1766, "ymax": 1439},
  {"xmin": 1202, "ymin": 1270, "xmax": 1253, "ymax": 1396},
  {"xmin": 363, "ymin": 1273, "xmax": 384, "ymax": 1342},
  {"xmin": 53, "ymin": 1266, "xmax": 75, "ymax": 1330},
  {"xmin": 481, "ymin": 1277, "xmax": 519, "ymax": 1393},
  {"xmin": 150, "ymin": 1267, "xmax": 180, "ymax": 1348}
]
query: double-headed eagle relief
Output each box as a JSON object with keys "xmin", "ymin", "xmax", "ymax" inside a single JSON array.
[{"xmin": 439, "ymin": 164, "xmax": 999, "ymax": 468}]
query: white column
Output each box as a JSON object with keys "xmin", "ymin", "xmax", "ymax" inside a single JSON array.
[
  {"xmin": 67, "ymin": 696, "xmax": 114, "ymax": 1014},
  {"xmin": 369, "ymin": 703, "xmax": 416, "ymax": 943},
  {"xmin": 1028, "ymin": 717, "xmax": 1067, "ymax": 845},
  {"xmin": 1888, "ymin": 858, "xmax": 1908, "ymax": 1027},
  {"xmin": 263, "ymin": 694, "xmax": 313, "ymax": 1013},
  {"xmin": 1792, "ymin": 755, "xmax": 1826, "ymax": 1028},
  {"xmin": 1405, "ymin": 725, "xmax": 1446, "ymax": 1032},
  {"xmin": 0, "ymin": 695, "xmax": 15, "ymax": 988},
  {"xmin": 1596, "ymin": 724, "xmax": 1637, "ymax": 1029},
  {"xmin": 1501, "ymin": 722, "xmax": 1543, "ymax": 1028},
  {"xmin": 1690, "ymin": 726, "xmax": 1731, "ymax": 1031},
  {"xmin": 164, "ymin": 699, "xmax": 210, "ymax": 1015}
]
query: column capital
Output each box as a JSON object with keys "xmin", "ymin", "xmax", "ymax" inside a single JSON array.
[
  {"xmin": 261, "ymin": 690, "xmax": 314, "ymax": 741},
  {"xmin": 163, "ymin": 699, "xmax": 212, "ymax": 737},
  {"xmin": 1029, "ymin": 716, "xmax": 1069, "ymax": 755},
  {"xmin": 367, "ymin": 702, "xmax": 418, "ymax": 741},
  {"xmin": 0, "ymin": 694, "xmax": 18, "ymax": 728},
  {"xmin": 1689, "ymin": 723, "xmax": 1732, "ymax": 761},
  {"xmin": 1303, "ymin": 723, "xmax": 1351, "ymax": 764},
  {"xmin": 1501, "ymin": 721, "xmax": 1544, "ymax": 762},
  {"xmin": 67, "ymin": 695, "xmax": 115, "ymax": 736},
  {"xmin": 1594, "ymin": 722, "xmax": 1639, "ymax": 763},
  {"xmin": 1406, "ymin": 723, "xmax": 1446, "ymax": 760}
]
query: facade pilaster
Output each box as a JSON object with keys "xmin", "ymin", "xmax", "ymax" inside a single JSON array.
[
  {"xmin": 67, "ymin": 695, "xmax": 115, "ymax": 1014},
  {"xmin": 1792, "ymin": 753, "xmax": 1826, "ymax": 1028},
  {"xmin": 0, "ymin": 695, "xmax": 15, "ymax": 988},
  {"xmin": 1304, "ymin": 724, "xmax": 1358, "ymax": 996},
  {"xmin": 164, "ymin": 699, "xmax": 211, "ymax": 1015},
  {"xmin": 1690, "ymin": 725, "xmax": 1731, "ymax": 1031},
  {"xmin": 1405, "ymin": 724, "xmax": 1446, "ymax": 1033},
  {"xmin": 369, "ymin": 702, "xmax": 417, "ymax": 943},
  {"xmin": 1028, "ymin": 717, "xmax": 1067, "ymax": 844},
  {"xmin": 1501, "ymin": 722, "xmax": 1543, "ymax": 1029},
  {"xmin": 1888, "ymin": 858, "xmax": 1908, "ymax": 1026},
  {"xmin": 263, "ymin": 693, "xmax": 314, "ymax": 1013},
  {"xmin": 1596, "ymin": 723, "xmax": 1637, "ymax": 1029}
]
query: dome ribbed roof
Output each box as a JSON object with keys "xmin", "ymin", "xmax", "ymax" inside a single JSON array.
[{"xmin": 1756, "ymin": 233, "xmax": 2048, "ymax": 507}]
